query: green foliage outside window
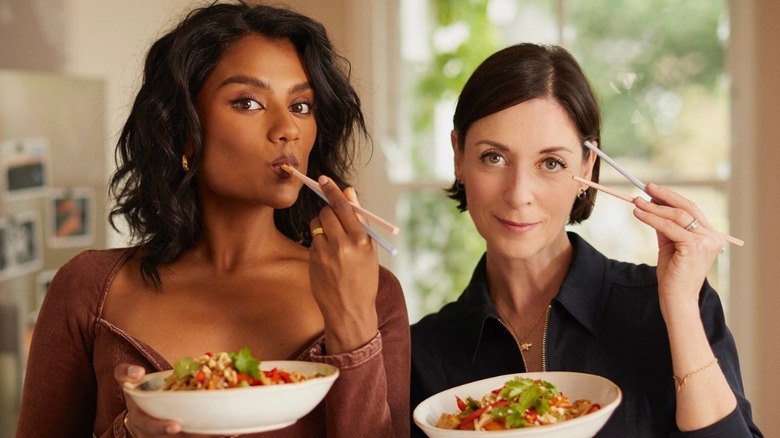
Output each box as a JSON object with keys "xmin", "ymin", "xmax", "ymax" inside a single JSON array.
[{"xmin": 567, "ymin": 0, "xmax": 728, "ymax": 161}]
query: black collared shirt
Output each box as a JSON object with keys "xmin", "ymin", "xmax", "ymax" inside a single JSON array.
[{"xmin": 411, "ymin": 233, "xmax": 762, "ymax": 437}]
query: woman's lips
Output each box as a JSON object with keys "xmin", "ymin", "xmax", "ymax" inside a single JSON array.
[
  {"xmin": 270, "ymin": 156, "xmax": 299, "ymax": 178},
  {"xmin": 498, "ymin": 217, "xmax": 538, "ymax": 233}
]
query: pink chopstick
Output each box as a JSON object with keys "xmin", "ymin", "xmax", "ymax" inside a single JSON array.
[
  {"xmin": 281, "ymin": 164, "xmax": 400, "ymax": 235},
  {"xmin": 573, "ymin": 175, "xmax": 744, "ymax": 247},
  {"xmin": 573, "ymin": 175, "xmax": 634, "ymax": 203}
]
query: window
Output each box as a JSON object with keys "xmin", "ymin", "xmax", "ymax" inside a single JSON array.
[{"xmin": 388, "ymin": 0, "xmax": 731, "ymax": 322}]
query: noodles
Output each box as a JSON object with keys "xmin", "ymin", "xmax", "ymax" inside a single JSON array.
[
  {"xmin": 435, "ymin": 377, "xmax": 601, "ymax": 431},
  {"xmin": 159, "ymin": 348, "xmax": 321, "ymax": 391}
]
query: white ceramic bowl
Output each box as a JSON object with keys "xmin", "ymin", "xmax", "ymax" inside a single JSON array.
[
  {"xmin": 414, "ymin": 371, "xmax": 621, "ymax": 438},
  {"xmin": 123, "ymin": 360, "xmax": 339, "ymax": 435}
]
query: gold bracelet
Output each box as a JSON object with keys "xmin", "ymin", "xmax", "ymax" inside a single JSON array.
[
  {"xmin": 123, "ymin": 412, "xmax": 137, "ymax": 438},
  {"xmin": 673, "ymin": 357, "xmax": 718, "ymax": 392}
]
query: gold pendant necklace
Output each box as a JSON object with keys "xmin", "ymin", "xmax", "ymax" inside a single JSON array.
[{"xmin": 504, "ymin": 304, "xmax": 549, "ymax": 352}]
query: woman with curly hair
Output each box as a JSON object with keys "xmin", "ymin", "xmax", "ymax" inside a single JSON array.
[{"xmin": 17, "ymin": 2, "xmax": 409, "ymax": 437}]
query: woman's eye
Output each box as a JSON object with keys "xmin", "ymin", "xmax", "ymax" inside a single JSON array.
[
  {"xmin": 232, "ymin": 98, "xmax": 262, "ymax": 111},
  {"xmin": 290, "ymin": 102, "xmax": 312, "ymax": 114},
  {"xmin": 542, "ymin": 157, "xmax": 566, "ymax": 171},
  {"xmin": 482, "ymin": 152, "xmax": 505, "ymax": 165}
]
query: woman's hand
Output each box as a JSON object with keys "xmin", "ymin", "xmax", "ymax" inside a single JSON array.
[
  {"xmin": 632, "ymin": 184, "xmax": 738, "ymax": 431},
  {"xmin": 631, "ymin": 183, "xmax": 725, "ymax": 316},
  {"xmin": 116, "ymin": 364, "xmax": 207, "ymax": 437},
  {"xmin": 308, "ymin": 175, "xmax": 379, "ymax": 354}
]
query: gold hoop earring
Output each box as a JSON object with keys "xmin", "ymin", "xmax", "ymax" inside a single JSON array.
[{"xmin": 182, "ymin": 155, "xmax": 190, "ymax": 172}]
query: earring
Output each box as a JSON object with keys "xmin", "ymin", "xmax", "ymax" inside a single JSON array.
[
  {"xmin": 455, "ymin": 180, "xmax": 465, "ymax": 191},
  {"xmin": 182, "ymin": 155, "xmax": 190, "ymax": 172},
  {"xmin": 577, "ymin": 188, "xmax": 587, "ymax": 200}
]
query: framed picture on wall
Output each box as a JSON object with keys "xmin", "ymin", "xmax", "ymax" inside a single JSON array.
[
  {"xmin": 47, "ymin": 187, "xmax": 95, "ymax": 248},
  {"xmin": 0, "ymin": 138, "xmax": 50, "ymax": 200},
  {"xmin": 0, "ymin": 210, "xmax": 43, "ymax": 280}
]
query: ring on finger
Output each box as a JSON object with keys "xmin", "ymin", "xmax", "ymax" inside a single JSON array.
[
  {"xmin": 311, "ymin": 227, "xmax": 325, "ymax": 237},
  {"xmin": 684, "ymin": 218, "xmax": 699, "ymax": 231}
]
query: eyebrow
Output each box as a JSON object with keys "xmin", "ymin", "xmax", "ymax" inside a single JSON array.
[
  {"xmin": 218, "ymin": 75, "xmax": 311, "ymax": 94},
  {"xmin": 475, "ymin": 140, "xmax": 575, "ymax": 154}
]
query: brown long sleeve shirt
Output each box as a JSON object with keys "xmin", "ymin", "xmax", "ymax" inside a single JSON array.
[{"xmin": 17, "ymin": 248, "xmax": 410, "ymax": 437}]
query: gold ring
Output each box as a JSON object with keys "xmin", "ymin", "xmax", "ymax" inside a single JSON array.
[
  {"xmin": 311, "ymin": 227, "xmax": 325, "ymax": 237},
  {"xmin": 684, "ymin": 218, "xmax": 699, "ymax": 231}
]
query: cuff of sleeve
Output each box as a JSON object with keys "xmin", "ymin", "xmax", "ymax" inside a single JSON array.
[
  {"xmin": 307, "ymin": 331, "xmax": 382, "ymax": 370},
  {"xmin": 111, "ymin": 410, "xmax": 131, "ymax": 438}
]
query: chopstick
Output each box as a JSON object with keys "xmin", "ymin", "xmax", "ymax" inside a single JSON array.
[
  {"xmin": 584, "ymin": 141, "xmax": 649, "ymax": 193},
  {"xmin": 572, "ymin": 175, "xmax": 634, "ymax": 203},
  {"xmin": 582, "ymin": 140, "xmax": 743, "ymax": 246},
  {"xmin": 281, "ymin": 164, "xmax": 399, "ymax": 256},
  {"xmin": 281, "ymin": 165, "xmax": 399, "ymax": 235},
  {"xmin": 573, "ymin": 175, "xmax": 745, "ymax": 247}
]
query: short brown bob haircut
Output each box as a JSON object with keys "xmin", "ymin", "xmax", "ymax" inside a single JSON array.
[{"xmin": 446, "ymin": 43, "xmax": 601, "ymax": 224}]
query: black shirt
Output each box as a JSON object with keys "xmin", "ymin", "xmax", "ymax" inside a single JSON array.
[{"xmin": 411, "ymin": 233, "xmax": 762, "ymax": 437}]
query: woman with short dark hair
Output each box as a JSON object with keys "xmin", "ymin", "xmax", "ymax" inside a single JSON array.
[{"xmin": 412, "ymin": 43, "xmax": 761, "ymax": 437}]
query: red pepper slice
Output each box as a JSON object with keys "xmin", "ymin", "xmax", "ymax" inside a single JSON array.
[
  {"xmin": 278, "ymin": 371, "xmax": 293, "ymax": 383},
  {"xmin": 587, "ymin": 403, "xmax": 602, "ymax": 414},
  {"xmin": 456, "ymin": 399, "xmax": 509, "ymax": 430},
  {"xmin": 491, "ymin": 400, "xmax": 509, "ymax": 408},
  {"xmin": 456, "ymin": 396, "xmax": 467, "ymax": 412},
  {"xmin": 457, "ymin": 407, "xmax": 486, "ymax": 430},
  {"xmin": 265, "ymin": 368, "xmax": 282, "ymax": 383},
  {"xmin": 235, "ymin": 373, "xmax": 256, "ymax": 386}
]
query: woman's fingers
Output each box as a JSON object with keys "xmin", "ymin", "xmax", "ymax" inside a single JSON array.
[
  {"xmin": 344, "ymin": 186, "xmax": 360, "ymax": 205},
  {"xmin": 645, "ymin": 183, "xmax": 713, "ymax": 229},
  {"xmin": 115, "ymin": 363, "xmax": 146, "ymax": 385},
  {"xmin": 308, "ymin": 176, "xmax": 378, "ymax": 352},
  {"xmin": 316, "ymin": 176, "xmax": 365, "ymax": 235},
  {"xmin": 114, "ymin": 364, "xmax": 183, "ymax": 436},
  {"xmin": 633, "ymin": 194, "xmax": 724, "ymax": 254},
  {"xmin": 124, "ymin": 409, "xmax": 183, "ymax": 437}
]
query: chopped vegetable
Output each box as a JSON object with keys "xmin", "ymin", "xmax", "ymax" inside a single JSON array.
[
  {"xmin": 172, "ymin": 357, "xmax": 199, "ymax": 379},
  {"xmin": 230, "ymin": 347, "xmax": 261, "ymax": 379},
  {"xmin": 158, "ymin": 348, "xmax": 322, "ymax": 391},
  {"xmin": 435, "ymin": 377, "xmax": 601, "ymax": 431}
]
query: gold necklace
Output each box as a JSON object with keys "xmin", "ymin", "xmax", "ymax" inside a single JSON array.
[{"xmin": 503, "ymin": 305, "xmax": 549, "ymax": 352}]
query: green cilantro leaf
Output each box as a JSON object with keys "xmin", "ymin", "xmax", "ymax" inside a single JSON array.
[
  {"xmin": 172, "ymin": 357, "xmax": 199, "ymax": 379},
  {"xmin": 504, "ymin": 408, "xmax": 530, "ymax": 428},
  {"xmin": 230, "ymin": 347, "xmax": 261, "ymax": 379}
]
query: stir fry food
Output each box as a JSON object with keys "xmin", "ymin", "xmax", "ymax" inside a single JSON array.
[
  {"xmin": 161, "ymin": 348, "xmax": 322, "ymax": 391},
  {"xmin": 436, "ymin": 377, "xmax": 601, "ymax": 431}
]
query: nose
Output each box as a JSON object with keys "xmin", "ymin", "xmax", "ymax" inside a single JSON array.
[
  {"xmin": 268, "ymin": 109, "xmax": 300, "ymax": 144},
  {"xmin": 504, "ymin": 168, "xmax": 535, "ymax": 208}
]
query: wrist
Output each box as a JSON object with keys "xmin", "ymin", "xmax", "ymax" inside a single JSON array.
[
  {"xmin": 659, "ymin": 297, "xmax": 700, "ymax": 324},
  {"xmin": 322, "ymin": 311, "xmax": 378, "ymax": 354}
]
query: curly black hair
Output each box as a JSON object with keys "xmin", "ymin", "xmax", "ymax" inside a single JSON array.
[
  {"xmin": 446, "ymin": 43, "xmax": 601, "ymax": 224},
  {"xmin": 109, "ymin": 1, "xmax": 368, "ymax": 287}
]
